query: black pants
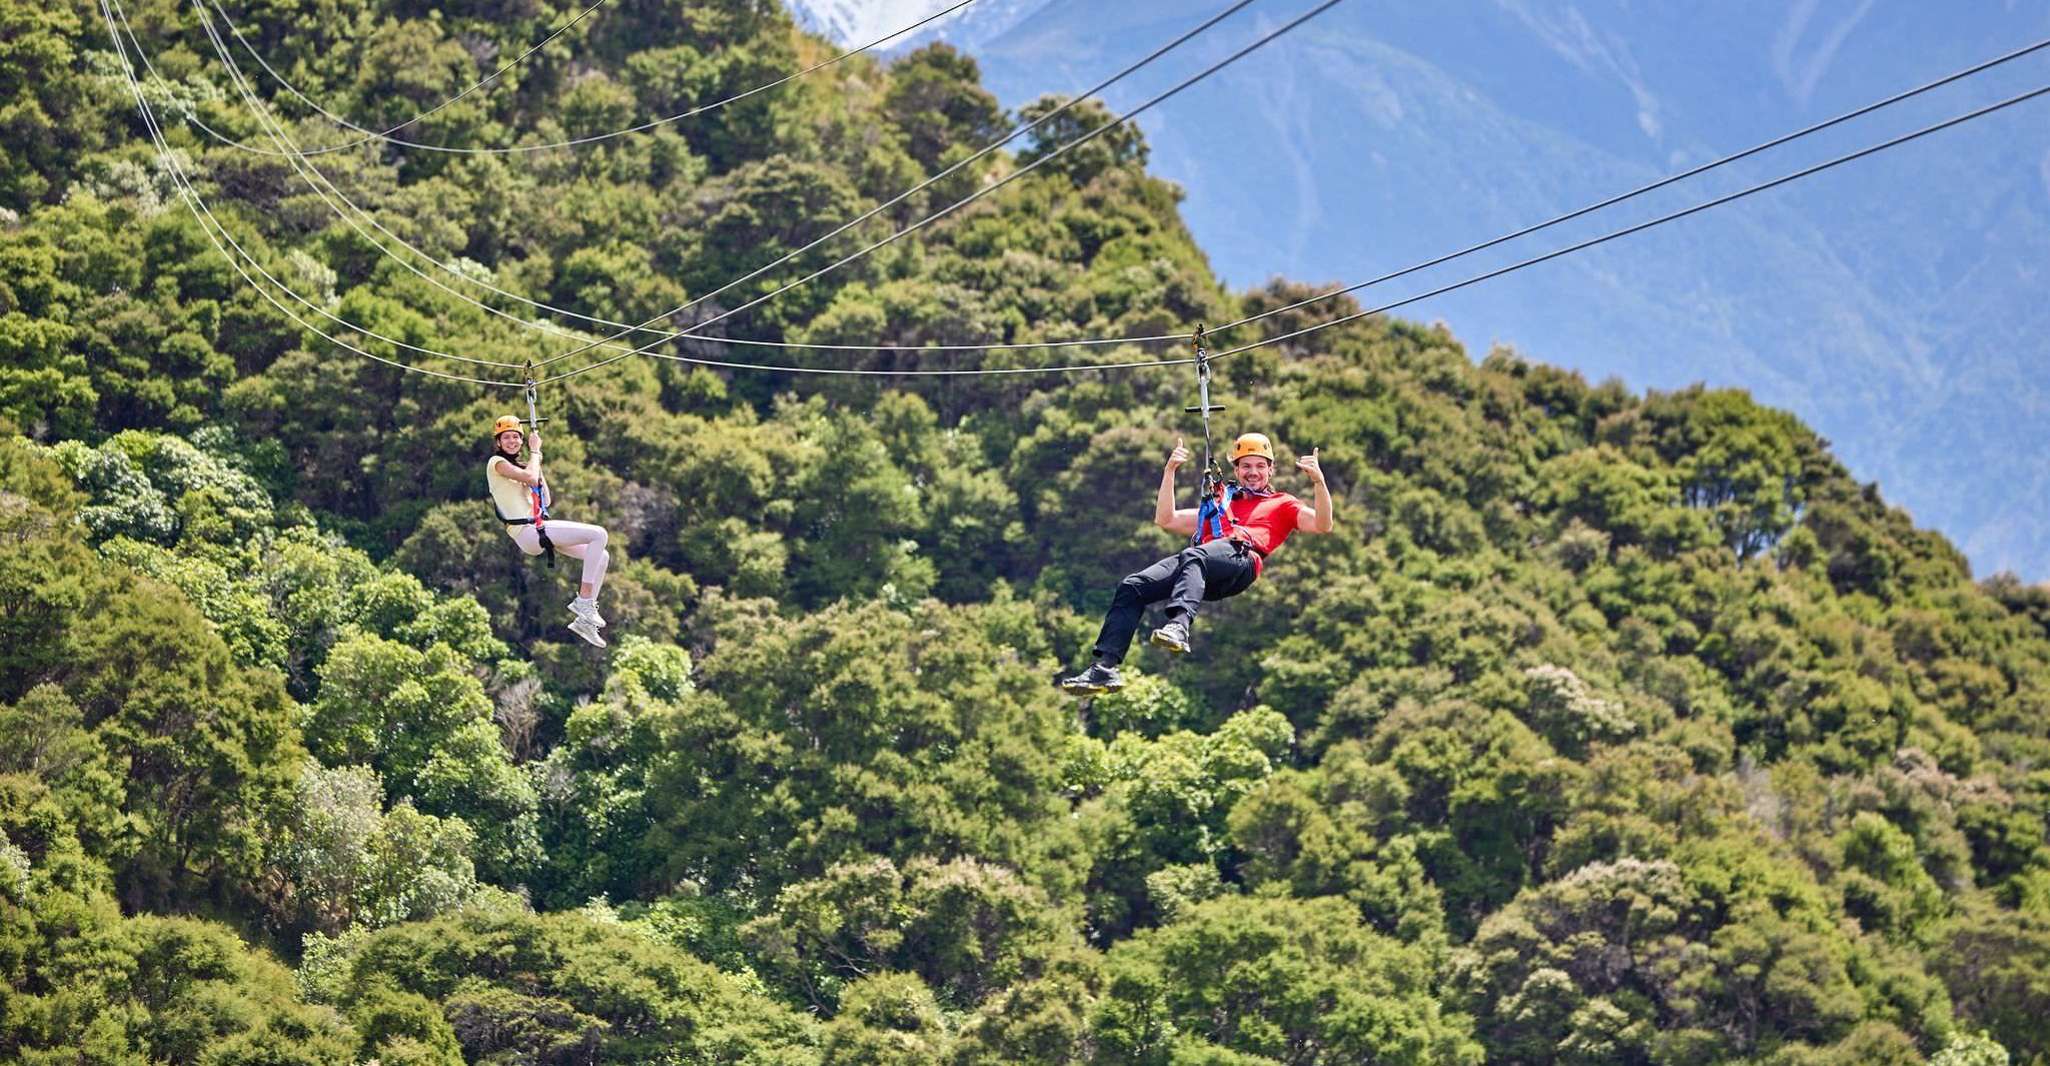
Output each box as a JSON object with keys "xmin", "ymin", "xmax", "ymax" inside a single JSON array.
[{"xmin": 1091, "ymin": 539, "xmax": 1260, "ymax": 665}]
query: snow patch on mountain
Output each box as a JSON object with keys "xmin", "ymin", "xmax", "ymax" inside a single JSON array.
[{"xmin": 785, "ymin": 0, "xmax": 1042, "ymax": 52}]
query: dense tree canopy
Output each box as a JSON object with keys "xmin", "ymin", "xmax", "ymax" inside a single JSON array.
[{"xmin": 2, "ymin": 0, "xmax": 2046, "ymax": 1061}]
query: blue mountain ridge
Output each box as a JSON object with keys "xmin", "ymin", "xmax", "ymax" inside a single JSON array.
[{"xmin": 795, "ymin": 0, "xmax": 2050, "ymax": 580}]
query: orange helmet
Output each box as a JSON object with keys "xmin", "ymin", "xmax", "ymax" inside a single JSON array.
[
  {"xmin": 1230, "ymin": 433, "xmax": 1275, "ymax": 463},
  {"xmin": 492, "ymin": 415, "xmax": 523, "ymax": 437}
]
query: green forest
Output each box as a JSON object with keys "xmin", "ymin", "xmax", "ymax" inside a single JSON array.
[{"xmin": 3, "ymin": 0, "xmax": 2048, "ymax": 1062}]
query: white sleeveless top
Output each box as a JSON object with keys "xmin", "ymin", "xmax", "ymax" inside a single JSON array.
[{"xmin": 486, "ymin": 457, "xmax": 533, "ymax": 523}]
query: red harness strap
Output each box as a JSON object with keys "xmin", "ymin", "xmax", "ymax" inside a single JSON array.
[{"xmin": 529, "ymin": 482, "xmax": 555, "ymax": 567}]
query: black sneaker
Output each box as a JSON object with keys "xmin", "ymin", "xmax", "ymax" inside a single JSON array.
[
  {"xmin": 1059, "ymin": 662, "xmax": 1125, "ymax": 694},
  {"xmin": 1150, "ymin": 620, "xmax": 1191, "ymax": 655}
]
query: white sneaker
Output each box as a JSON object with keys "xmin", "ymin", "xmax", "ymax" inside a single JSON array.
[
  {"xmin": 567, "ymin": 617, "xmax": 607, "ymax": 648},
  {"xmin": 568, "ymin": 598, "xmax": 606, "ymax": 627}
]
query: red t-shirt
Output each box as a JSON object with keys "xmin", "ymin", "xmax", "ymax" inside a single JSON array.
[{"xmin": 1197, "ymin": 490, "xmax": 1305, "ymax": 573}]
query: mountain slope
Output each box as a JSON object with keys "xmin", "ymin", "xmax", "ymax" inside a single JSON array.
[{"xmin": 6, "ymin": 0, "xmax": 2050, "ymax": 1062}]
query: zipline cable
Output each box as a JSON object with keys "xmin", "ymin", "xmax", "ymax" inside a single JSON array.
[
  {"xmin": 121, "ymin": 2, "xmax": 2047, "ymax": 385},
  {"xmin": 534, "ymin": 0, "xmax": 1354, "ymax": 384},
  {"xmin": 547, "ymin": 26, "xmax": 2050, "ymax": 362},
  {"xmin": 110, "ymin": 0, "xmax": 539, "ymax": 369},
  {"xmin": 520, "ymin": 0, "xmax": 1261, "ymax": 359},
  {"xmin": 205, "ymin": 0, "xmax": 975, "ymax": 156},
  {"xmin": 561, "ymin": 78, "xmax": 2050, "ymax": 379},
  {"xmin": 97, "ymin": 0, "xmax": 524, "ymax": 387},
  {"xmin": 165, "ymin": 4, "xmax": 2049, "ymax": 367},
  {"xmin": 109, "ymin": 0, "xmax": 525, "ymax": 379},
  {"xmin": 1207, "ymin": 81, "xmax": 2050, "ymax": 365},
  {"xmin": 1204, "ymin": 33, "xmax": 2050, "ymax": 338},
  {"xmin": 599, "ymin": 28, "xmax": 2050, "ymax": 371},
  {"xmin": 166, "ymin": 0, "xmax": 1254, "ymax": 356},
  {"xmin": 172, "ymin": 0, "xmax": 613, "ymax": 158},
  {"xmin": 120, "ymin": 0, "xmax": 1193, "ymax": 381},
  {"xmin": 105, "ymin": 0, "xmax": 2050, "ymax": 390},
  {"xmin": 170, "ymin": 0, "xmax": 658, "ymax": 364},
  {"xmin": 134, "ymin": 0, "xmax": 1215, "ymax": 383},
  {"xmin": 557, "ymin": 27, "xmax": 2050, "ymax": 366},
  {"xmin": 607, "ymin": 343, "xmax": 1198, "ymax": 377},
  {"xmin": 185, "ymin": 0, "xmax": 1168, "ymax": 361}
]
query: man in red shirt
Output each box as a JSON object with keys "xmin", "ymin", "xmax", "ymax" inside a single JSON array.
[{"xmin": 1061, "ymin": 432, "xmax": 1334, "ymax": 693}]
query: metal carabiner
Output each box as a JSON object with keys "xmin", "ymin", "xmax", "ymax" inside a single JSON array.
[{"xmin": 518, "ymin": 367, "xmax": 552, "ymax": 434}]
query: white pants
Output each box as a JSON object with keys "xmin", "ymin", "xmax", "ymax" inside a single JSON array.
[{"xmin": 510, "ymin": 520, "xmax": 609, "ymax": 595}]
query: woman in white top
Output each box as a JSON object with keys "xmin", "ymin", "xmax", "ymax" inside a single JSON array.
[{"xmin": 487, "ymin": 415, "xmax": 611, "ymax": 647}]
